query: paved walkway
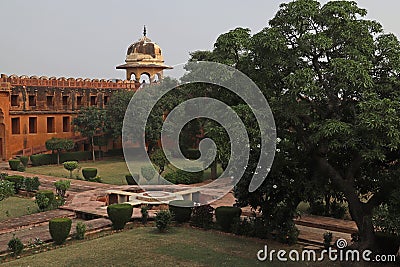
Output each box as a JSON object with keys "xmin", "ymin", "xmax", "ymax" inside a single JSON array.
[{"xmin": 0, "ymin": 218, "xmax": 111, "ymax": 253}]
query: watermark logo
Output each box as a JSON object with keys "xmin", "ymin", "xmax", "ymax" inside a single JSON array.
[
  {"xmin": 122, "ymin": 61, "xmax": 276, "ymax": 206},
  {"xmin": 257, "ymin": 239, "xmax": 397, "ymax": 263}
]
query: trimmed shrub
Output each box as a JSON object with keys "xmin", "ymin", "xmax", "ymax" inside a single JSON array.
[
  {"xmin": 215, "ymin": 206, "xmax": 242, "ymax": 232},
  {"xmin": 24, "ymin": 176, "xmax": 40, "ymax": 192},
  {"xmin": 182, "ymin": 149, "xmax": 200, "ymax": 160},
  {"xmin": 155, "ymin": 210, "xmax": 173, "ymax": 232},
  {"xmin": 35, "ymin": 190, "xmax": 55, "ymax": 211},
  {"xmin": 60, "ymin": 151, "xmax": 92, "ymax": 163},
  {"xmin": 82, "ymin": 168, "xmax": 97, "ymax": 180},
  {"xmin": 107, "ymin": 203, "xmax": 133, "ymax": 230},
  {"xmin": 8, "ymin": 159, "xmax": 20, "ymax": 171},
  {"xmin": 141, "ymin": 166, "xmax": 156, "ymax": 182},
  {"xmin": 20, "ymin": 156, "xmax": 29, "ymax": 167},
  {"xmin": 49, "ymin": 217, "xmax": 72, "ymax": 245},
  {"xmin": 105, "ymin": 148, "xmax": 123, "ymax": 156},
  {"xmin": 164, "ymin": 168, "xmax": 204, "ymax": 185},
  {"xmin": 16, "ymin": 165, "xmax": 25, "ymax": 172},
  {"xmin": 169, "ymin": 200, "xmax": 194, "ymax": 223},
  {"xmin": 54, "ymin": 180, "xmax": 71, "ymax": 198},
  {"xmin": 63, "ymin": 161, "xmax": 78, "ymax": 178},
  {"xmin": 75, "ymin": 222, "xmax": 86, "ymax": 240},
  {"xmin": 5, "ymin": 175, "xmax": 24, "ymax": 193},
  {"xmin": 190, "ymin": 204, "xmax": 214, "ymax": 229},
  {"xmin": 8, "ymin": 234, "xmax": 23, "ymax": 256},
  {"xmin": 30, "ymin": 154, "xmax": 55, "ymax": 166},
  {"xmin": 125, "ymin": 173, "xmax": 138, "ymax": 185}
]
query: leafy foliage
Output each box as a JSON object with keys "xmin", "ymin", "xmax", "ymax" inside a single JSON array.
[
  {"xmin": 20, "ymin": 156, "xmax": 29, "ymax": 167},
  {"xmin": 75, "ymin": 222, "xmax": 86, "ymax": 240},
  {"xmin": 164, "ymin": 168, "xmax": 204, "ymax": 184},
  {"xmin": 73, "ymin": 106, "xmax": 106, "ymax": 162},
  {"xmin": 4, "ymin": 175, "xmax": 24, "ymax": 193},
  {"xmin": 155, "ymin": 210, "xmax": 173, "ymax": 232},
  {"xmin": 192, "ymin": 0, "xmax": 400, "ymax": 248},
  {"xmin": 54, "ymin": 180, "xmax": 71, "ymax": 198},
  {"xmin": 190, "ymin": 204, "xmax": 214, "ymax": 229},
  {"xmin": 35, "ymin": 190, "xmax": 55, "ymax": 211},
  {"xmin": 215, "ymin": 206, "xmax": 242, "ymax": 232},
  {"xmin": 45, "ymin": 138, "xmax": 74, "ymax": 165},
  {"xmin": 63, "ymin": 161, "xmax": 78, "ymax": 178},
  {"xmin": 8, "ymin": 234, "xmax": 23, "ymax": 256},
  {"xmin": 0, "ymin": 180, "xmax": 14, "ymax": 201}
]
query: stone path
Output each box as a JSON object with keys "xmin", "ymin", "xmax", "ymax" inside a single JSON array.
[
  {"xmin": 0, "ymin": 218, "xmax": 111, "ymax": 253},
  {"xmin": 0, "ymin": 210, "xmax": 75, "ymax": 235}
]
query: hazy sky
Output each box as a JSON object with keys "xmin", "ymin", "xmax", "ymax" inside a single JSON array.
[{"xmin": 1, "ymin": 0, "xmax": 399, "ymax": 80}]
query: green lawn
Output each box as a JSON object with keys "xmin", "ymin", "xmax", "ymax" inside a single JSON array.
[
  {"xmin": 26, "ymin": 156, "xmax": 223, "ymax": 185},
  {"xmin": 0, "ymin": 196, "xmax": 38, "ymax": 221},
  {"xmin": 1, "ymin": 227, "xmax": 333, "ymax": 267}
]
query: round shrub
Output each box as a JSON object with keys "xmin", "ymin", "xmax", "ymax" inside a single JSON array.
[
  {"xmin": 215, "ymin": 206, "xmax": 242, "ymax": 232},
  {"xmin": 35, "ymin": 190, "xmax": 55, "ymax": 211},
  {"xmin": 155, "ymin": 209, "xmax": 173, "ymax": 232},
  {"xmin": 49, "ymin": 217, "xmax": 72, "ymax": 245},
  {"xmin": 5, "ymin": 175, "xmax": 24, "ymax": 193},
  {"xmin": 63, "ymin": 161, "xmax": 78, "ymax": 178},
  {"xmin": 169, "ymin": 200, "xmax": 194, "ymax": 223},
  {"xmin": 125, "ymin": 173, "xmax": 138, "ymax": 185},
  {"xmin": 20, "ymin": 156, "xmax": 29, "ymax": 167},
  {"xmin": 107, "ymin": 203, "xmax": 133, "ymax": 230},
  {"xmin": 8, "ymin": 159, "xmax": 20, "ymax": 171},
  {"xmin": 82, "ymin": 168, "xmax": 97, "ymax": 180}
]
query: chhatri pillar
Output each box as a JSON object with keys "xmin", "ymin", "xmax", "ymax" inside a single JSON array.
[{"xmin": 116, "ymin": 26, "xmax": 172, "ymax": 83}]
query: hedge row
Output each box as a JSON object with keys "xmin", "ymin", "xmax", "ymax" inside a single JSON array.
[
  {"xmin": 30, "ymin": 151, "xmax": 92, "ymax": 166},
  {"xmin": 164, "ymin": 168, "xmax": 204, "ymax": 184}
]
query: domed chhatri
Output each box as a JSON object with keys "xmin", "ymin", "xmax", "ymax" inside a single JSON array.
[{"xmin": 116, "ymin": 26, "xmax": 172, "ymax": 82}]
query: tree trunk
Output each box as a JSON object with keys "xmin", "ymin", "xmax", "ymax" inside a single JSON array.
[
  {"xmin": 315, "ymin": 156, "xmax": 376, "ymax": 249},
  {"xmin": 210, "ymin": 160, "xmax": 217, "ymax": 180},
  {"xmin": 57, "ymin": 151, "xmax": 60, "ymax": 165},
  {"xmin": 91, "ymin": 136, "xmax": 95, "ymax": 162},
  {"xmin": 344, "ymin": 188, "xmax": 376, "ymax": 249}
]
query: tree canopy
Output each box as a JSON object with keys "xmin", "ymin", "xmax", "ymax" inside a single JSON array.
[
  {"xmin": 191, "ymin": 0, "xmax": 400, "ymax": 249},
  {"xmin": 73, "ymin": 106, "xmax": 106, "ymax": 162}
]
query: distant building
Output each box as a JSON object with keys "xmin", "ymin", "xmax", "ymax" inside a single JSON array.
[{"xmin": 0, "ymin": 28, "xmax": 169, "ymax": 160}]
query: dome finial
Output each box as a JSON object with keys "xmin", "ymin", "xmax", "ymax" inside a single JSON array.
[{"xmin": 143, "ymin": 25, "xmax": 147, "ymax": 37}]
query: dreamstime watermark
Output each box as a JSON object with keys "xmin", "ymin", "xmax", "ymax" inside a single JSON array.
[
  {"xmin": 122, "ymin": 61, "xmax": 276, "ymax": 206},
  {"xmin": 257, "ymin": 239, "xmax": 397, "ymax": 263}
]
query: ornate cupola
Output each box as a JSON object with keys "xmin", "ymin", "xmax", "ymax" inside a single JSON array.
[{"xmin": 116, "ymin": 26, "xmax": 172, "ymax": 82}]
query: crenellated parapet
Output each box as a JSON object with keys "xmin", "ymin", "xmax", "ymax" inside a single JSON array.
[{"xmin": 0, "ymin": 74, "xmax": 139, "ymax": 90}]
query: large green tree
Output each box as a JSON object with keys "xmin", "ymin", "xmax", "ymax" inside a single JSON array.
[
  {"xmin": 198, "ymin": 0, "xmax": 400, "ymax": 249},
  {"xmin": 73, "ymin": 106, "xmax": 106, "ymax": 162}
]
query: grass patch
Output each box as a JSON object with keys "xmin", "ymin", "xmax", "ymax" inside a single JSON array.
[
  {"xmin": 26, "ymin": 156, "xmax": 224, "ymax": 185},
  {"xmin": 0, "ymin": 196, "xmax": 38, "ymax": 221},
  {"xmin": 0, "ymin": 227, "xmax": 334, "ymax": 267}
]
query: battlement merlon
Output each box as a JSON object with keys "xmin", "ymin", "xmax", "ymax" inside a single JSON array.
[{"xmin": 0, "ymin": 74, "xmax": 139, "ymax": 90}]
